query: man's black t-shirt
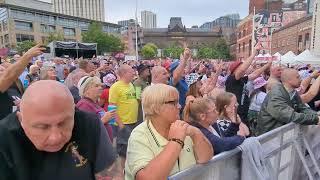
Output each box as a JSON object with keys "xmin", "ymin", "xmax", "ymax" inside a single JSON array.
[
  {"xmin": 0, "ymin": 82, "xmax": 23, "ymax": 120},
  {"xmin": 0, "ymin": 110, "xmax": 116, "ymax": 180},
  {"xmin": 225, "ymin": 75, "xmax": 250, "ymax": 124}
]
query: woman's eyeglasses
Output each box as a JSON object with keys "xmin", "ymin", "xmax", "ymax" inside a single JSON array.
[{"xmin": 164, "ymin": 100, "xmax": 180, "ymax": 108}]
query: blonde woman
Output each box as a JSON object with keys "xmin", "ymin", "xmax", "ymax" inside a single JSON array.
[
  {"xmin": 125, "ymin": 84, "xmax": 213, "ymax": 180},
  {"xmin": 215, "ymin": 92, "xmax": 250, "ymax": 137},
  {"xmin": 184, "ymin": 97, "xmax": 246, "ymax": 155}
]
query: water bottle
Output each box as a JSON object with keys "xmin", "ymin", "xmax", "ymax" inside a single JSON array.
[
  {"xmin": 23, "ymin": 79, "xmax": 29, "ymax": 88},
  {"xmin": 107, "ymin": 105, "xmax": 117, "ymax": 125}
]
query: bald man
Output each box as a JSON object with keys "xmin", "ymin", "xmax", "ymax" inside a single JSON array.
[
  {"xmin": 0, "ymin": 80, "xmax": 116, "ymax": 180},
  {"xmin": 257, "ymin": 69, "xmax": 320, "ymax": 135},
  {"xmin": 151, "ymin": 66, "xmax": 170, "ymax": 85},
  {"xmin": 109, "ymin": 65, "xmax": 139, "ymax": 168}
]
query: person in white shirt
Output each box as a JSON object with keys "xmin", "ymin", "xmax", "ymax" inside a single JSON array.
[{"xmin": 248, "ymin": 77, "xmax": 267, "ymax": 136}]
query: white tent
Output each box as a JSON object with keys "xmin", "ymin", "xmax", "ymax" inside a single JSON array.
[
  {"xmin": 294, "ymin": 49, "xmax": 320, "ymax": 65},
  {"xmin": 280, "ymin": 51, "xmax": 296, "ymax": 65},
  {"xmin": 273, "ymin": 52, "xmax": 281, "ymax": 61}
]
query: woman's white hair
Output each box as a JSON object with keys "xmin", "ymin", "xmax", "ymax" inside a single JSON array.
[
  {"xmin": 39, "ymin": 66, "xmax": 54, "ymax": 80},
  {"xmin": 78, "ymin": 76, "xmax": 101, "ymax": 97},
  {"xmin": 142, "ymin": 84, "xmax": 178, "ymax": 118}
]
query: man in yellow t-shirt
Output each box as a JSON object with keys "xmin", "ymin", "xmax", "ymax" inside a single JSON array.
[{"xmin": 109, "ymin": 65, "xmax": 139, "ymax": 168}]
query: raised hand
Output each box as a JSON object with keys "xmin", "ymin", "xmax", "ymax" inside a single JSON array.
[{"xmin": 23, "ymin": 44, "xmax": 45, "ymax": 60}]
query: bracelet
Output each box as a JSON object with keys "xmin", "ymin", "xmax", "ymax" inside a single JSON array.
[{"xmin": 169, "ymin": 138, "xmax": 184, "ymax": 149}]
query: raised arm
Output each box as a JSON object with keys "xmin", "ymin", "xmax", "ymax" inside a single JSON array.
[
  {"xmin": 172, "ymin": 48, "xmax": 191, "ymax": 86},
  {"xmin": 248, "ymin": 61, "xmax": 272, "ymax": 81},
  {"xmin": 234, "ymin": 52, "xmax": 256, "ymax": 80},
  {"xmin": 299, "ymin": 70, "xmax": 319, "ymax": 95},
  {"xmin": 301, "ymin": 75, "xmax": 320, "ymax": 103},
  {"xmin": 0, "ymin": 45, "xmax": 44, "ymax": 92},
  {"xmin": 201, "ymin": 62, "xmax": 223, "ymax": 95}
]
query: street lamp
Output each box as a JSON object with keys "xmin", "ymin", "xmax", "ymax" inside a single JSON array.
[{"xmin": 135, "ymin": 0, "xmax": 139, "ymax": 61}]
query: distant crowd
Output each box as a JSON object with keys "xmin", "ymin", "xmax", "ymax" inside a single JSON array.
[{"xmin": 0, "ymin": 44, "xmax": 320, "ymax": 180}]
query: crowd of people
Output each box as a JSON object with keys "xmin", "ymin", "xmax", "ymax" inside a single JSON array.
[{"xmin": 1, "ymin": 44, "xmax": 320, "ymax": 179}]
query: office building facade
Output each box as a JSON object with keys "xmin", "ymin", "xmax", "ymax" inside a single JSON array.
[
  {"xmin": 141, "ymin": 10, "xmax": 157, "ymax": 28},
  {"xmin": 0, "ymin": 2, "xmax": 119, "ymax": 49},
  {"xmin": 53, "ymin": 0, "xmax": 105, "ymax": 22}
]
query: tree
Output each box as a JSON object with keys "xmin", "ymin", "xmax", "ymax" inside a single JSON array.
[
  {"xmin": 46, "ymin": 32, "xmax": 64, "ymax": 44},
  {"xmin": 82, "ymin": 22, "xmax": 124, "ymax": 54},
  {"xmin": 196, "ymin": 38, "xmax": 231, "ymax": 60},
  {"xmin": 197, "ymin": 47, "xmax": 213, "ymax": 59},
  {"xmin": 163, "ymin": 45, "xmax": 184, "ymax": 59},
  {"xmin": 214, "ymin": 38, "xmax": 231, "ymax": 60},
  {"xmin": 141, "ymin": 43, "xmax": 158, "ymax": 59},
  {"xmin": 16, "ymin": 40, "xmax": 37, "ymax": 54}
]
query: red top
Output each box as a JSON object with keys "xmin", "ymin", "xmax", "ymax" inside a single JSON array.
[{"xmin": 100, "ymin": 88, "xmax": 110, "ymax": 111}]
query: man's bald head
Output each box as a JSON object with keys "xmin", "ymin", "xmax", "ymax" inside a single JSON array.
[
  {"xmin": 281, "ymin": 68, "xmax": 301, "ymax": 89},
  {"xmin": 117, "ymin": 64, "xmax": 135, "ymax": 83},
  {"xmin": 270, "ymin": 66, "xmax": 283, "ymax": 79},
  {"xmin": 281, "ymin": 69, "xmax": 297, "ymax": 83},
  {"xmin": 151, "ymin": 66, "xmax": 169, "ymax": 84},
  {"xmin": 19, "ymin": 80, "xmax": 75, "ymax": 152},
  {"xmin": 117, "ymin": 64, "xmax": 132, "ymax": 76},
  {"xmin": 21, "ymin": 80, "xmax": 74, "ymax": 111}
]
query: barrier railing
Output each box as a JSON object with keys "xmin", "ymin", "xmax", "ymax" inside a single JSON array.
[{"xmin": 168, "ymin": 123, "xmax": 320, "ymax": 180}]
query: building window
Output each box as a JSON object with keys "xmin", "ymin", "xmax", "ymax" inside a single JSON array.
[
  {"xmin": 298, "ymin": 35, "xmax": 303, "ymax": 43},
  {"xmin": 63, "ymin": 27, "xmax": 75, "ymax": 36},
  {"xmin": 272, "ymin": 15, "xmax": 277, "ymax": 22},
  {"xmin": 2, "ymin": 20, "xmax": 8, "ymax": 31},
  {"xmin": 249, "ymin": 39, "xmax": 252, "ymax": 56},
  {"xmin": 40, "ymin": 24, "xmax": 47, "ymax": 33},
  {"xmin": 15, "ymin": 21, "xmax": 33, "ymax": 31},
  {"xmin": 41, "ymin": 24, "xmax": 56, "ymax": 33},
  {"xmin": 243, "ymin": 42, "xmax": 245, "ymax": 52},
  {"xmin": 238, "ymin": 43, "xmax": 241, "ymax": 53},
  {"xmin": 4, "ymin": 34, "xmax": 9, "ymax": 43},
  {"xmin": 16, "ymin": 34, "xmax": 34, "ymax": 42},
  {"xmin": 305, "ymin": 33, "xmax": 310, "ymax": 47},
  {"xmin": 48, "ymin": 25, "xmax": 56, "ymax": 33}
]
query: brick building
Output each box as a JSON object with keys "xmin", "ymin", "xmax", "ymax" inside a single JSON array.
[
  {"xmin": 234, "ymin": 0, "xmax": 308, "ymax": 60},
  {"xmin": 272, "ymin": 15, "xmax": 312, "ymax": 55},
  {"xmin": 235, "ymin": 14, "xmax": 253, "ymax": 61}
]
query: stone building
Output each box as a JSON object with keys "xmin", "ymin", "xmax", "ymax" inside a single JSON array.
[{"xmin": 141, "ymin": 17, "xmax": 222, "ymax": 50}]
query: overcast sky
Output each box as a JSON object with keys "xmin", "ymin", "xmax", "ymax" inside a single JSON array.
[{"xmin": 105, "ymin": 0, "xmax": 249, "ymax": 27}]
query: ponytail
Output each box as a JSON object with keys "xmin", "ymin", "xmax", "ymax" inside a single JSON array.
[
  {"xmin": 183, "ymin": 99, "xmax": 194, "ymax": 123},
  {"xmin": 183, "ymin": 97, "xmax": 211, "ymax": 123}
]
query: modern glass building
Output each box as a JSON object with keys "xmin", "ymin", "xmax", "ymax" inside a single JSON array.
[{"xmin": 0, "ymin": 2, "xmax": 120, "ymax": 48}]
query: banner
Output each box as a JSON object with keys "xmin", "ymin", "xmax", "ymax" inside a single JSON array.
[{"xmin": 252, "ymin": 10, "xmax": 283, "ymax": 55}]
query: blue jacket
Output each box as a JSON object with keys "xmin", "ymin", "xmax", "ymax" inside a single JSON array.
[{"xmin": 191, "ymin": 122, "xmax": 245, "ymax": 155}]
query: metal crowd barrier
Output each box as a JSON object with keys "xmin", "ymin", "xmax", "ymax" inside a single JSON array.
[{"xmin": 168, "ymin": 123, "xmax": 320, "ymax": 180}]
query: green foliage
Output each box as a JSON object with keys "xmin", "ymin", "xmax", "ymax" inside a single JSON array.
[
  {"xmin": 163, "ymin": 46, "xmax": 184, "ymax": 59},
  {"xmin": 197, "ymin": 38, "xmax": 231, "ymax": 60},
  {"xmin": 46, "ymin": 32, "xmax": 64, "ymax": 45},
  {"xmin": 16, "ymin": 40, "xmax": 36, "ymax": 54},
  {"xmin": 141, "ymin": 43, "xmax": 158, "ymax": 59},
  {"xmin": 82, "ymin": 22, "xmax": 124, "ymax": 54}
]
